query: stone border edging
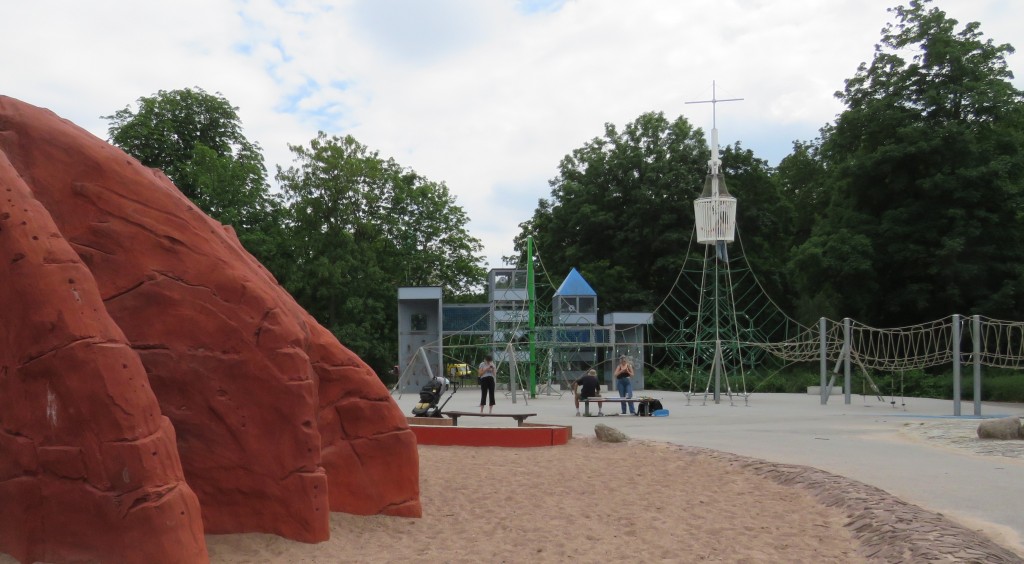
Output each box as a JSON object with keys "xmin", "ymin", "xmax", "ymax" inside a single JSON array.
[{"xmin": 672, "ymin": 444, "xmax": 1023, "ymax": 563}]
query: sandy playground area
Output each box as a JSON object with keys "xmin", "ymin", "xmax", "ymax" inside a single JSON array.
[
  {"xmin": 3, "ymin": 420, "xmax": 1021, "ymax": 562},
  {"xmin": 202, "ymin": 435, "xmax": 1022, "ymax": 563}
]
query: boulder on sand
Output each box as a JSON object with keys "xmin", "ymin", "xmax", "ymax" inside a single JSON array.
[
  {"xmin": 595, "ymin": 424, "xmax": 629, "ymax": 443},
  {"xmin": 976, "ymin": 417, "xmax": 1023, "ymax": 440}
]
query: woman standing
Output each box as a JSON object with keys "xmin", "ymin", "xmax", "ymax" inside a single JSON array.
[
  {"xmin": 613, "ymin": 355, "xmax": 636, "ymax": 415},
  {"xmin": 478, "ymin": 354, "xmax": 496, "ymax": 413}
]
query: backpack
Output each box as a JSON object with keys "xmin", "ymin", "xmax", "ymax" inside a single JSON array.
[{"xmin": 637, "ymin": 398, "xmax": 663, "ymax": 416}]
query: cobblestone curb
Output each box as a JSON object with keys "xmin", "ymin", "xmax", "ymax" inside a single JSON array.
[{"xmin": 674, "ymin": 445, "xmax": 1023, "ymax": 563}]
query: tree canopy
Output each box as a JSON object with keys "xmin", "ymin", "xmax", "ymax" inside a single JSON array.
[
  {"xmin": 512, "ymin": 112, "xmax": 789, "ymax": 314},
  {"xmin": 790, "ymin": 0, "xmax": 1024, "ymax": 325},
  {"xmin": 101, "ymin": 1, "xmax": 1024, "ymax": 378},
  {"xmin": 513, "ymin": 112, "xmax": 707, "ymax": 312},
  {"xmin": 516, "ymin": 1, "xmax": 1024, "ymax": 327},
  {"xmin": 106, "ymin": 91, "xmax": 486, "ymax": 376},
  {"xmin": 104, "ymin": 87, "xmax": 283, "ymax": 265},
  {"xmin": 275, "ymin": 132, "xmax": 486, "ymax": 371}
]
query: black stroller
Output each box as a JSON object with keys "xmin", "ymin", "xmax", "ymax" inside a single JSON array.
[{"xmin": 412, "ymin": 377, "xmax": 457, "ymax": 417}]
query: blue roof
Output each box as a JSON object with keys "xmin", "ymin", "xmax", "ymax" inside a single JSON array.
[{"xmin": 554, "ymin": 267, "xmax": 597, "ymax": 296}]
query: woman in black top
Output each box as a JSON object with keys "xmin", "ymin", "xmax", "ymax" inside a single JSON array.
[
  {"xmin": 613, "ymin": 355, "xmax": 636, "ymax": 414},
  {"xmin": 478, "ymin": 354, "xmax": 496, "ymax": 413}
]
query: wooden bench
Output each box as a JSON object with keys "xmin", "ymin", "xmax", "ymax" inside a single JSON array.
[
  {"xmin": 444, "ymin": 411, "xmax": 537, "ymax": 427},
  {"xmin": 581, "ymin": 397, "xmax": 658, "ymax": 416}
]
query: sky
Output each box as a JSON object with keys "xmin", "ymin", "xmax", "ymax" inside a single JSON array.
[{"xmin": 4, "ymin": 0, "xmax": 1023, "ymax": 269}]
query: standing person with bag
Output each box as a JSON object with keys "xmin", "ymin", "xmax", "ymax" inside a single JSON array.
[
  {"xmin": 478, "ymin": 354, "xmax": 496, "ymax": 413},
  {"xmin": 613, "ymin": 355, "xmax": 636, "ymax": 415}
]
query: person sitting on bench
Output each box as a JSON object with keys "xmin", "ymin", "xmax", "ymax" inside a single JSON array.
[{"xmin": 573, "ymin": 369, "xmax": 602, "ymax": 416}]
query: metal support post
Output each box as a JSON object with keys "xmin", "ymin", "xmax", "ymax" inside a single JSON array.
[
  {"xmin": 508, "ymin": 343, "xmax": 518, "ymax": 404},
  {"xmin": 819, "ymin": 317, "xmax": 827, "ymax": 405},
  {"xmin": 418, "ymin": 346, "xmax": 436, "ymax": 381},
  {"xmin": 713, "ymin": 339, "xmax": 722, "ymax": 404},
  {"xmin": 952, "ymin": 314, "xmax": 961, "ymax": 416},
  {"xmin": 972, "ymin": 315, "xmax": 982, "ymax": 416},
  {"xmin": 527, "ymin": 237, "xmax": 537, "ymax": 398},
  {"xmin": 843, "ymin": 317, "xmax": 852, "ymax": 405}
]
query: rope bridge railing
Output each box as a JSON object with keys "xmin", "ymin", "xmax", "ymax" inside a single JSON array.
[
  {"xmin": 734, "ymin": 315, "xmax": 1024, "ymax": 372},
  {"xmin": 738, "ymin": 314, "xmax": 1023, "ymax": 415}
]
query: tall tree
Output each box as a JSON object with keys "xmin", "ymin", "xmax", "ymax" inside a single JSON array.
[
  {"xmin": 719, "ymin": 142, "xmax": 792, "ymax": 305},
  {"xmin": 774, "ymin": 139, "xmax": 833, "ymax": 323},
  {"xmin": 104, "ymin": 88, "xmax": 282, "ymax": 265},
  {"xmin": 790, "ymin": 0, "xmax": 1024, "ymax": 325},
  {"xmin": 514, "ymin": 112, "xmax": 709, "ymax": 311},
  {"xmin": 276, "ymin": 132, "xmax": 485, "ymax": 372},
  {"xmin": 775, "ymin": 139, "xmax": 828, "ymax": 246}
]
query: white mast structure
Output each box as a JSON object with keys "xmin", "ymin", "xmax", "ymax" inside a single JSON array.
[
  {"xmin": 689, "ymin": 81, "xmax": 741, "ymax": 245},
  {"xmin": 686, "ymin": 82, "xmax": 743, "ymax": 404}
]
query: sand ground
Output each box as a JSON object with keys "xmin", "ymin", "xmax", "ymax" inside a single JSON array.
[{"xmin": 206, "ymin": 438, "xmax": 867, "ymax": 563}]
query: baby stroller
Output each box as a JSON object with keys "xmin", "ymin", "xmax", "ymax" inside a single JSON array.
[{"xmin": 412, "ymin": 376, "xmax": 456, "ymax": 417}]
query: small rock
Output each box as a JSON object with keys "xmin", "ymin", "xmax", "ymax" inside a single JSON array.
[
  {"xmin": 594, "ymin": 423, "xmax": 628, "ymax": 443},
  {"xmin": 976, "ymin": 417, "xmax": 1023, "ymax": 440}
]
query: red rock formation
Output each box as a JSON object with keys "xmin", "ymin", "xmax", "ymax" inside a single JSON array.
[
  {"xmin": 0, "ymin": 145, "xmax": 207, "ymax": 563},
  {"xmin": 0, "ymin": 95, "xmax": 420, "ymax": 557}
]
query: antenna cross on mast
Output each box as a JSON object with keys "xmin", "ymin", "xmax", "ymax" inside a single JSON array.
[
  {"xmin": 685, "ymin": 80, "xmax": 743, "ymax": 129},
  {"xmin": 685, "ymin": 81, "xmax": 743, "ymax": 177}
]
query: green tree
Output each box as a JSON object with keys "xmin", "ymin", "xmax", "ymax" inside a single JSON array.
[
  {"xmin": 774, "ymin": 139, "xmax": 832, "ymax": 323},
  {"xmin": 513, "ymin": 112, "xmax": 708, "ymax": 312},
  {"xmin": 775, "ymin": 140, "xmax": 828, "ymax": 246},
  {"xmin": 719, "ymin": 142, "xmax": 792, "ymax": 304},
  {"xmin": 790, "ymin": 0, "xmax": 1024, "ymax": 325},
  {"xmin": 104, "ymin": 88, "xmax": 282, "ymax": 265},
  {"xmin": 276, "ymin": 132, "xmax": 486, "ymax": 373}
]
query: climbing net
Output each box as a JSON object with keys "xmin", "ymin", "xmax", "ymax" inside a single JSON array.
[
  {"xmin": 638, "ymin": 224, "xmax": 1024, "ymax": 398},
  {"xmin": 645, "ymin": 226, "xmax": 819, "ymax": 398}
]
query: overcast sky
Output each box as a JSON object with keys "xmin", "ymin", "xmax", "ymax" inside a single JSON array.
[{"xmin": 4, "ymin": 0, "xmax": 1022, "ymax": 268}]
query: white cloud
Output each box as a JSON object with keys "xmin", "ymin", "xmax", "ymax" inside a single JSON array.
[{"xmin": 3, "ymin": 0, "xmax": 1022, "ymax": 269}]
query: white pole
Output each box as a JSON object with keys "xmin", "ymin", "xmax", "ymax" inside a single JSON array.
[
  {"xmin": 419, "ymin": 346, "xmax": 435, "ymax": 381},
  {"xmin": 508, "ymin": 343, "xmax": 518, "ymax": 405}
]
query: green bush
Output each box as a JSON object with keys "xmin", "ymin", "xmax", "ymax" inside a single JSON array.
[
  {"xmin": 974, "ymin": 370, "xmax": 1024, "ymax": 403},
  {"xmin": 890, "ymin": 368, "xmax": 1024, "ymax": 402},
  {"xmin": 644, "ymin": 367, "xmax": 689, "ymax": 391},
  {"xmin": 640, "ymin": 363, "xmax": 1024, "ymax": 402}
]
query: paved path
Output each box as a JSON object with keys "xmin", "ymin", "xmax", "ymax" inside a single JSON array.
[{"xmin": 398, "ymin": 388, "xmax": 1024, "ymax": 555}]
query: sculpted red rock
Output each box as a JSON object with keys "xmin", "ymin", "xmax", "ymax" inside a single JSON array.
[
  {"xmin": 0, "ymin": 144, "xmax": 207, "ymax": 563},
  {"xmin": 0, "ymin": 96, "xmax": 421, "ymax": 560}
]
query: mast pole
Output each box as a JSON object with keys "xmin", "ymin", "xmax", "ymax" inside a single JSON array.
[
  {"xmin": 686, "ymin": 80, "xmax": 742, "ymax": 198},
  {"xmin": 527, "ymin": 236, "xmax": 537, "ymax": 398},
  {"xmin": 686, "ymin": 81, "xmax": 743, "ymax": 403}
]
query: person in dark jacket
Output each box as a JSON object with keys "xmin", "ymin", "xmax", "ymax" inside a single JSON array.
[{"xmin": 572, "ymin": 369, "xmax": 602, "ymax": 416}]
